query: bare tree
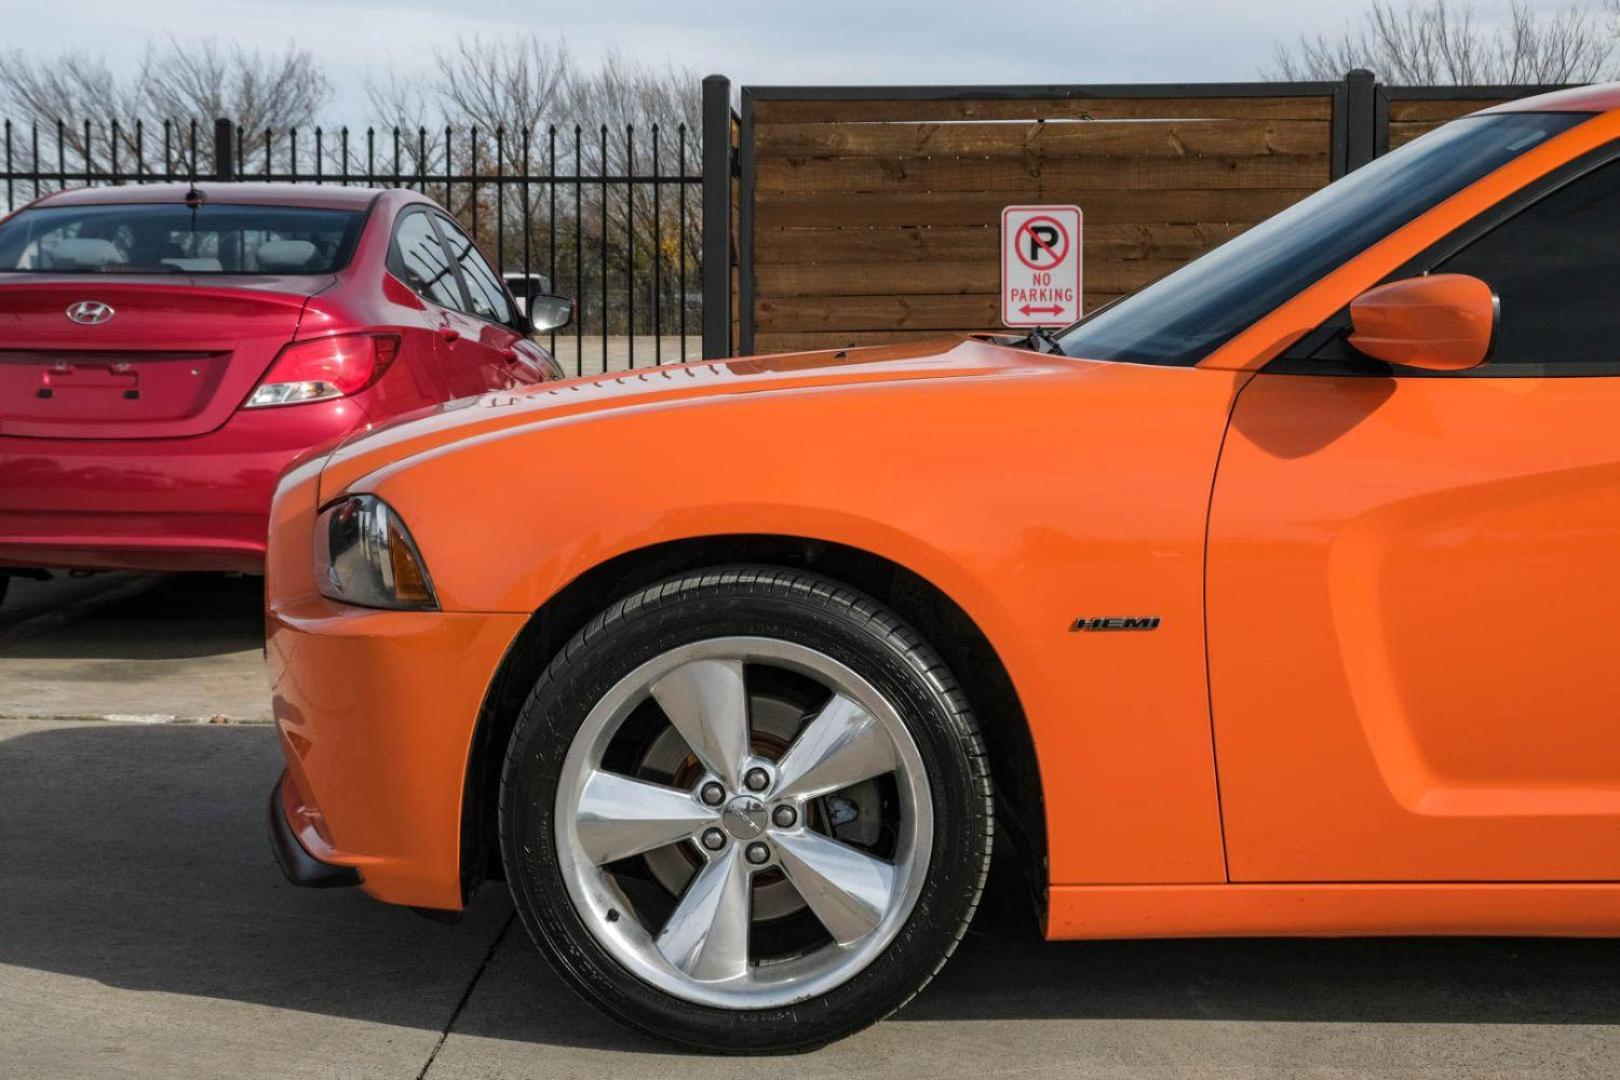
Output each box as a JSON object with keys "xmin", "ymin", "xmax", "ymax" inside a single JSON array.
[
  {"xmin": 568, "ymin": 48, "xmax": 702, "ymax": 174},
  {"xmin": 566, "ymin": 48, "xmax": 704, "ymax": 326},
  {"xmin": 1266, "ymin": 0, "xmax": 1620, "ymax": 84},
  {"xmin": 0, "ymin": 50, "xmax": 142, "ymax": 127},
  {"xmin": 364, "ymin": 69, "xmax": 449, "ymax": 184},
  {"xmin": 364, "ymin": 34, "xmax": 574, "ymax": 225},
  {"xmin": 428, "ymin": 34, "xmax": 573, "ymax": 170},
  {"xmin": 141, "ymin": 38, "xmax": 328, "ymax": 139},
  {"xmin": 143, "ymin": 37, "xmax": 330, "ymax": 173},
  {"xmin": 0, "ymin": 37, "xmax": 329, "ymax": 175},
  {"xmin": 0, "ymin": 50, "xmax": 144, "ymax": 167}
]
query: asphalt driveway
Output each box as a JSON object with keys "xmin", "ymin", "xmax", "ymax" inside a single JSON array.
[{"xmin": 2, "ymin": 574, "xmax": 1618, "ymax": 1078}]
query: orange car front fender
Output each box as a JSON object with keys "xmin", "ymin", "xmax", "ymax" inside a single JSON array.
[{"xmin": 348, "ymin": 357, "xmax": 1247, "ymax": 887}]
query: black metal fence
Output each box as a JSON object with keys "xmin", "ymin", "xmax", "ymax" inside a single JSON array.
[{"xmin": 1, "ymin": 78, "xmax": 743, "ymax": 371}]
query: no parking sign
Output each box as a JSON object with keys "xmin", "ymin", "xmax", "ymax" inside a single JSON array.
[{"xmin": 1000, "ymin": 204, "xmax": 1082, "ymax": 328}]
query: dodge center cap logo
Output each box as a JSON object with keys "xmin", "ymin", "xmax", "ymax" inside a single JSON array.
[
  {"xmin": 66, "ymin": 301, "xmax": 115, "ymax": 326},
  {"xmin": 721, "ymin": 796, "xmax": 768, "ymax": 840}
]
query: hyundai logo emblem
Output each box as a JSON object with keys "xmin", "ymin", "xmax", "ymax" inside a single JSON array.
[{"xmin": 66, "ymin": 301, "xmax": 115, "ymax": 326}]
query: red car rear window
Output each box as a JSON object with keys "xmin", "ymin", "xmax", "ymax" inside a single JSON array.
[{"xmin": 0, "ymin": 203, "xmax": 363, "ymax": 275}]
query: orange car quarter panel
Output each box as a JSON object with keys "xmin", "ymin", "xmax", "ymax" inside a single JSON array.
[
  {"xmin": 339, "ymin": 340, "xmax": 1246, "ymax": 888},
  {"xmin": 1208, "ymin": 373, "xmax": 1620, "ymax": 882}
]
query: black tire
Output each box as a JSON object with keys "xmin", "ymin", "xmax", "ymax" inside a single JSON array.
[{"xmin": 499, "ymin": 565, "xmax": 993, "ymax": 1053}]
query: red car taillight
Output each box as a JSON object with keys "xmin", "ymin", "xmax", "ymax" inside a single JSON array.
[{"xmin": 245, "ymin": 333, "xmax": 400, "ymax": 408}]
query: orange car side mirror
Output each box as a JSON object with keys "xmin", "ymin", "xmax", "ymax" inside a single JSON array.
[{"xmin": 1346, "ymin": 273, "xmax": 1497, "ymax": 372}]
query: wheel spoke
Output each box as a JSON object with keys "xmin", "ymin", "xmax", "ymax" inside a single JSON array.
[
  {"xmin": 775, "ymin": 830, "xmax": 896, "ymax": 946},
  {"xmin": 575, "ymin": 770, "xmax": 713, "ymax": 866},
  {"xmin": 650, "ymin": 658, "xmax": 751, "ymax": 790},
  {"xmin": 656, "ymin": 844, "xmax": 753, "ymax": 981},
  {"xmin": 774, "ymin": 693, "xmax": 897, "ymax": 800}
]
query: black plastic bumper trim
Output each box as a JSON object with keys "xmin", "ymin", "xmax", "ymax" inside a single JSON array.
[{"xmin": 268, "ymin": 775, "xmax": 362, "ymax": 889}]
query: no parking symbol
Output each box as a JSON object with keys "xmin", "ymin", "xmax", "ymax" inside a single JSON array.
[{"xmin": 1001, "ymin": 204, "xmax": 1082, "ymax": 328}]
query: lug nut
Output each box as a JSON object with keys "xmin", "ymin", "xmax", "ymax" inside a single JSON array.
[
  {"xmin": 699, "ymin": 781, "xmax": 726, "ymax": 807},
  {"xmin": 772, "ymin": 804, "xmax": 798, "ymax": 829},
  {"xmin": 700, "ymin": 828, "xmax": 726, "ymax": 851},
  {"xmin": 745, "ymin": 842, "xmax": 771, "ymax": 865},
  {"xmin": 744, "ymin": 767, "xmax": 771, "ymax": 792}
]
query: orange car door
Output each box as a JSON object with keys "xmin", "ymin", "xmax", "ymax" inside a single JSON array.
[{"xmin": 1207, "ymin": 155, "xmax": 1620, "ymax": 882}]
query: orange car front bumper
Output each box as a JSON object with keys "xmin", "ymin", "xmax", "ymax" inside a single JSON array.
[{"xmin": 266, "ymin": 594, "xmax": 526, "ymax": 910}]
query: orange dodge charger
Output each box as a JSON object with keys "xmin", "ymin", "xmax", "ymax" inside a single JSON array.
[{"xmin": 268, "ymin": 85, "xmax": 1620, "ymax": 1052}]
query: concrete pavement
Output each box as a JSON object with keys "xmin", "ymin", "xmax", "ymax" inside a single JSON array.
[
  {"xmin": 0, "ymin": 573, "xmax": 270, "ymax": 724},
  {"xmin": 3, "ymin": 574, "xmax": 1620, "ymax": 1077}
]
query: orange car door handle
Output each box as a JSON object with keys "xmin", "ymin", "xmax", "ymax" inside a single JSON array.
[{"xmin": 438, "ymin": 325, "xmax": 461, "ymax": 344}]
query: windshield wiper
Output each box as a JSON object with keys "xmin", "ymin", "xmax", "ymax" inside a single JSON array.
[
  {"xmin": 1014, "ymin": 326, "xmax": 1063, "ymax": 354},
  {"xmin": 95, "ymin": 264, "xmax": 185, "ymax": 273}
]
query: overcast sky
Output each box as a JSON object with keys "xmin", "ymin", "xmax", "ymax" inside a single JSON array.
[{"xmin": 0, "ymin": 0, "xmax": 1522, "ymax": 117}]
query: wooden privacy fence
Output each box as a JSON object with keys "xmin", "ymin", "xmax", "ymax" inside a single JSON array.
[{"xmin": 710, "ymin": 72, "xmax": 1563, "ymax": 356}]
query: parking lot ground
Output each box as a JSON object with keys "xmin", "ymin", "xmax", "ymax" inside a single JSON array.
[
  {"xmin": 4, "ymin": 575, "xmax": 1620, "ymax": 1078},
  {"xmin": 0, "ymin": 573, "xmax": 269, "ymax": 724}
]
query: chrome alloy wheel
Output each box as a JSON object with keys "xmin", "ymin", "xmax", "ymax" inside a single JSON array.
[{"xmin": 553, "ymin": 636, "xmax": 934, "ymax": 1009}]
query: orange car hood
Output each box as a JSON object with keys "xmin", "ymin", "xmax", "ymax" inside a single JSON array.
[{"xmin": 318, "ymin": 335, "xmax": 1065, "ymax": 499}]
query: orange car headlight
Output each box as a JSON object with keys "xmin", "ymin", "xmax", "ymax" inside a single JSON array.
[{"xmin": 313, "ymin": 494, "xmax": 438, "ymax": 611}]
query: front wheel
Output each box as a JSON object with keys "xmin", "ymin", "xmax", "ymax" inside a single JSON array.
[{"xmin": 499, "ymin": 566, "xmax": 993, "ymax": 1053}]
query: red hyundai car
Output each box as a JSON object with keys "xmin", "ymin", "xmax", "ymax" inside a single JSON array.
[{"xmin": 0, "ymin": 183, "xmax": 570, "ymax": 600}]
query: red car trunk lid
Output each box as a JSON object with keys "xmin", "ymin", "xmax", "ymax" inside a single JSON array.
[{"xmin": 0, "ymin": 277, "xmax": 327, "ymax": 439}]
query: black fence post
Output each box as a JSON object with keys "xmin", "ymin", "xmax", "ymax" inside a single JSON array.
[
  {"xmin": 213, "ymin": 118, "xmax": 236, "ymax": 182},
  {"xmin": 1344, "ymin": 69, "xmax": 1377, "ymax": 173},
  {"xmin": 701, "ymin": 74, "xmax": 733, "ymax": 359}
]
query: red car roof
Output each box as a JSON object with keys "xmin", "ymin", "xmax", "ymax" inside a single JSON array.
[{"xmin": 35, "ymin": 183, "xmax": 394, "ymax": 211}]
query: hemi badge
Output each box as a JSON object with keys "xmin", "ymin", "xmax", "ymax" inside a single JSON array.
[{"xmin": 1071, "ymin": 617, "xmax": 1161, "ymax": 632}]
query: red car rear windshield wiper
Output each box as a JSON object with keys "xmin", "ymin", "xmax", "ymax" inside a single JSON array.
[{"xmin": 94, "ymin": 264, "xmax": 186, "ymax": 273}]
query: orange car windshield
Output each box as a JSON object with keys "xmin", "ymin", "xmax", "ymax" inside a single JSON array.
[{"xmin": 1056, "ymin": 110, "xmax": 1589, "ymax": 367}]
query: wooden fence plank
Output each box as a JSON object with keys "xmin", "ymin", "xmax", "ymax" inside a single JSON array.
[
  {"xmin": 754, "ymin": 329, "xmax": 990, "ymax": 352},
  {"xmin": 755, "ymin": 188, "xmax": 1317, "ymax": 229},
  {"xmin": 756, "ymin": 293, "xmax": 1002, "ymax": 331},
  {"xmin": 1388, "ymin": 120, "xmax": 1452, "ymax": 148},
  {"xmin": 754, "ymin": 153, "xmax": 1329, "ymax": 194},
  {"xmin": 1388, "ymin": 99, "xmax": 1494, "ymax": 122},
  {"xmin": 755, "ymin": 222, "xmax": 1249, "ymax": 264},
  {"xmin": 753, "ymin": 119, "xmax": 1332, "ymax": 160},
  {"xmin": 755, "ymin": 258, "xmax": 1183, "ymax": 298},
  {"xmin": 752, "ymin": 96, "xmax": 1334, "ymax": 124}
]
